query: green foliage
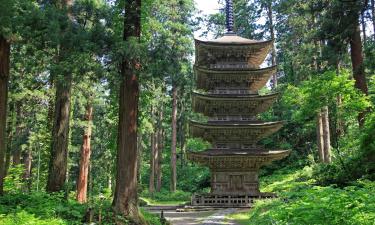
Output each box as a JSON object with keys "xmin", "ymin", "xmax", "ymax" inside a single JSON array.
[
  {"xmin": 141, "ymin": 189, "xmax": 191, "ymax": 205},
  {"xmin": 230, "ymin": 167, "xmax": 375, "ymax": 225},
  {"xmin": 282, "ymin": 70, "xmax": 370, "ymax": 121},
  {"xmin": 313, "ymin": 112, "xmax": 375, "ymax": 186},
  {"xmin": 0, "ymin": 192, "xmax": 85, "ymax": 225},
  {"xmin": 3, "ymin": 165, "xmax": 25, "ymax": 194}
]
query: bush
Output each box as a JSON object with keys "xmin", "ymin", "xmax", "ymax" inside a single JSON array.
[
  {"xmin": 0, "ymin": 192, "xmax": 86, "ymax": 225},
  {"xmin": 230, "ymin": 167, "xmax": 375, "ymax": 225}
]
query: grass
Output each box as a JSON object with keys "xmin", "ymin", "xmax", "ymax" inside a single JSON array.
[
  {"xmin": 140, "ymin": 189, "xmax": 191, "ymax": 206},
  {"xmin": 140, "ymin": 197, "xmax": 188, "ymax": 206},
  {"xmin": 0, "ymin": 191, "xmax": 165, "ymax": 225},
  {"xmin": 228, "ymin": 166, "xmax": 375, "ymax": 225}
]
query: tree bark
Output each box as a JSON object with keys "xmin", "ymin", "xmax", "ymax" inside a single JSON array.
[
  {"xmin": 349, "ymin": 17, "xmax": 369, "ymax": 127},
  {"xmin": 322, "ymin": 106, "xmax": 331, "ymax": 163},
  {"xmin": 316, "ymin": 110, "xmax": 325, "ymax": 163},
  {"xmin": 46, "ymin": 0, "xmax": 74, "ymax": 193},
  {"xmin": 46, "ymin": 75, "xmax": 72, "ymax": 192},
  {"xmin": 149, "ymin": 132, "xmax": 156, "ymax": 193},
  {"xmin": 267, "ymin": 1, "xmax": 277, "ymax": 88},
  {"xmin": 170, "ymin": 85, "xmax": 178, "ymax": 192},
  {"xmin": 12, "ymin": 102, "xmax": 23, "ymax": 165},
  {"xmin": 23, "ymin": 149, "xmax": 33, "ymax": 192},
  {"xmin": 0, "ymin": 35, "xmax": 10, "ymax": 195},
  {"xmin": 156, "ymin": 110, "xmax": 163, "ymax": 192},
  {"xmin": 112, "ymin": 0, "xmax": 141, "ymax": 221},
  {"xmin": 76, "ymin": 103, "xmax": 93, "ymax": 203}
]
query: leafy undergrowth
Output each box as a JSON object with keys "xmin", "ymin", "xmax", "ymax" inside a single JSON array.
[
  {"xmin": 229, "ymin": 166, "xmax": 375, "ymax": 225},
  {"xmin": 0, "ymin": 192, "xmax": 164, "ymax": 225},
  {"xmin": 140, "ymin": 190, "xmax": 191, "ymax": 206}
]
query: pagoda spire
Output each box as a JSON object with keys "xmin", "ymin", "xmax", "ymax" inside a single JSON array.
[{"xmin": 225, "ymin": 0, "xmax": 235, "ymax": 34}]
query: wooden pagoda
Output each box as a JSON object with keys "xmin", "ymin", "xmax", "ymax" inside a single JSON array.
[{"xmin": 187, "ymin": 0, "xmax": 290, "ymax": 207}]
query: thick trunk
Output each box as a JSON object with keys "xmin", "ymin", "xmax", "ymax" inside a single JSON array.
[
  {"xmin": 316, "ymin": 110, "xmax": 325, "ymax": 163},
  {"xmin": 76, "ymin": 104, "xmax": 93, "ymax": 203},
  {"xmin": 156, "ymin": 110, "xmax": 163, "ymax": 192},
  {"xmin": 46, "ymin": 76, "xmax": 72, "ymax": 192},
  {"xmin": 267, "ymin": 1, "xmax": 277, "ymax": 88},
  {"xmin": 322, "ymin": 106, "xmax": 331, "ymax": 164},
  {"xmin": 113, "ymin": 69, "xmax": 140, "ymax": 220},
  {"xmin": 149, "ymin": 132, "xmax": 156, "ymax": 193},
  {"xmin": 170, "ymin": 85, "xmax": 178, "ymax": 192},
  {"xmin": 112, "ymin": 0, "xmax": 141, "ymax": 221},
  {"xmin": 0, "ymin": 35, "xmax": 10, "ymax": 195},
  {"xmin": 46, "ymin": 0, "xmax": 74, "ymax": 193},
  {"xmin": 349, "ymin": 20, "xmax": 369, "ymax": 127}
]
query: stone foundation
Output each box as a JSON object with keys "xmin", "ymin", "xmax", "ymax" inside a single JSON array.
[{"xmin": 191, "ymin": 193, "xmax": 276, "ymax": 207}]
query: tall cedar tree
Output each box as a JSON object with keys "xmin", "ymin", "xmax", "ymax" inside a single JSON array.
[
  {"xmin": 170, "ymin": 85, "xmax": 178, "ymax": 192},
  {"xmin": 112, "ymin": 0, "xmax": 142, "ymax": 221},
  {"xmin": 76, "ymin": 102, "xmax": 93, "ymax": 203},
  {"xmin": 46, "ymin": 0, "xmax": 74, "ymax": 192},
  {"xmin": 348, "ymin": 7, "xmax": 369, "ymax": 127},
  {"xmin": 0, "ymin": 35, "xmax": 10, "ymax": 195}
]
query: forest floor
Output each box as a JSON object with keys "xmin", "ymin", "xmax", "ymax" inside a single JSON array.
[
  {"xmin": 226, "ymin": 166, "xmax": 375, "ymax": 225},
  {"xmin": 148, "ymin": 208, "xmax": 243, "ymax": 225}
]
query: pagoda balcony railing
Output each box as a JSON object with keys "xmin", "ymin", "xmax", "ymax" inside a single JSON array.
[
  {"xmin": 209, "ymin": 89, "xmax": 256, "ymax": 95},
  {"xmin": 208, "ymin": 115, "xmax": 257, "ymax": 122},
  {"xmin": 210, "ymin": 63, "xmax": 257, "ymax": 70}
]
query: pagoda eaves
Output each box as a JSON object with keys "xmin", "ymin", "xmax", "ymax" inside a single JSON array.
[
  {"xmin": 189, "ymin": 120, "xmax": 283, "ymax": 144},
  {"xmin": 195, "ymin": 37, "xmax": 273, "ymax": 69},
  {"xmin": 195, "ymin": 65, "xmax": 277, "ymax": 92},
  {"xmin": 192, "ymin": 91, "xmax": 278, "ymax": 117}
]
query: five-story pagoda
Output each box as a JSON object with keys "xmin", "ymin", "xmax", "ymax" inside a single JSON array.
[{"xmin": 187, "ymin": 0, "xmax": 290, "ymax": 207}]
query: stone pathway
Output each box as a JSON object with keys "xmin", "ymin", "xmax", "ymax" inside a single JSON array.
[{"xmin": 148, "ymin": 208, "xmax": 241, "ymax": 225}]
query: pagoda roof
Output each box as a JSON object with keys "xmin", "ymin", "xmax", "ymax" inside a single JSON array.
[
  {"xmin": 195, "ymin": 65, "xmax": 276, "ymax": 92},
  {"xmin": 192, "ymin": 92, "xmax": 279, "ymax": 117},
  {"xmin": 196, "ymin": 34, "xmax": 273, "ymax": 46},
  {"xmin": 190, "ymin": 120, "xmax": 283, "ymax": 144},
  {"xmin": 195, "ymin": 35, "xmax": 273, "ymax": 69},
  {"xmin": 187, "ymin": 149, "xmax": 290, "ymax": 170}
]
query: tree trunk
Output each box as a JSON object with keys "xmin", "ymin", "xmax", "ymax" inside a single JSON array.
[
  {"xmin": 316, "ymin": 110, "xmax": 325, "ymax": 163},
  {"xmin": 149, "ymin": 132, "xmax": 156, "ymax": 193},
  {"xmin": 13, "ymin": 102, "xmax": 23, "ymax": 165},
  {"xmin": 137, "ymin": 133, "xmax": 143, "ymax": 182},
  {"xmin": 46, "ymin": 0, "xmax": 74, "ymax": 193},
  {"xmin": 156, "ymin": 110, "xmax": 163, "ymax": 192},
  {"xmin": 349, "ymin": 18, "xmax": 369, "ymax": 127},
  {"xmin": 267, "ymin": 1, "xmax": 277, "ymax": 88},
  {"xmin": 76, "ymin": 103, "xmax": 93, "ymax": 203},
  {"xmin": 322, "ymin": 106, "xmax": 331, "ymax": 163},
  {"xmin": 112, "ymin": 0, "xmax": 141, "ymax": 221},
  {"xmin": 170, "ymin": 85, "xmax": 178, "ymax": 192},
  {"xmin": 46, "ymin": 75, "xmax": 72, "ymax": 192},
  {"xmin": 23, "ymin": 149, "xmax": 33, "ymax": 192},
  {"xmin": 0, "ymin": 35, "xmax": 10, "ymax": 195}
]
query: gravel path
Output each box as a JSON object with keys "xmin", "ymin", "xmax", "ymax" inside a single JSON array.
[{"xmin": 148, "ymin": 208, "xmax": 241, "ymax": 225}]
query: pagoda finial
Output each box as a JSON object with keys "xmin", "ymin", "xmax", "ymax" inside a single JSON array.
[{"xmin": 226, "ymin": 0, "xmax": 235, "ymax": 35}]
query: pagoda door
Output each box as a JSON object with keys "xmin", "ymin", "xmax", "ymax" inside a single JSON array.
[{"xmin": 229, "ymin": 175, "xmax": 244, "ymax": 193}]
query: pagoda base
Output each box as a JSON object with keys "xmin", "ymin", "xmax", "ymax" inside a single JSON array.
[{"xmin": 191, "ymin": 192, "xmax": 276, "ymax": 207}]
